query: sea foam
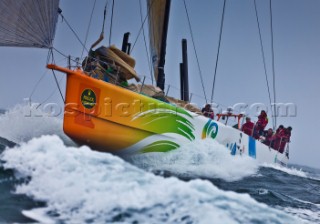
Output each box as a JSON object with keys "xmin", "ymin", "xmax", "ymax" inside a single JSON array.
[
  {"xmin": 0, "ymin": 104, "xmax": 73, "ymax": 145},
  {"xmin": 126, "ymin": 138, "xmax": 259, "ymax": 182},
  {"xmin": 262, "ymin": 163, "xmax": 309, "ymax": 179},
  {"xmin": 1, "ymin": 135, "xmax": 303, "ymax": 223}
]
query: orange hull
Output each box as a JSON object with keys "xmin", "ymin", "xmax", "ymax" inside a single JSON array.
[{"xmin": 48, "ymin": 64, "xmax": 193, "ymax": 153}]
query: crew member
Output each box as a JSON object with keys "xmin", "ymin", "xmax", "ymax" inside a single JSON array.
[
  {"xmin": 241, "ymin": 117, "xmax": 254, "ymax": 136},
  {"xmin": 253, "ymin": 110, "xmax": 268, "ymax": 139},
  {"xmin": 202, "ymin": 104, "xmax": 214, "ymax": 119},
  {"xmin": 272, "ymin": 125, "xmax": 285, "ymax": 152},
  {"xmin": 262, "ymin": 128, "xmax": 274, "ymax": 147},
  {"xmin": 278, "ymin": 126, "xmax": 292, "ymax": 153}
]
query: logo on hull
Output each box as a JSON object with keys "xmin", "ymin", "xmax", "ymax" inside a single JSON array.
[{"xmin": 81, "ymin": 89, "xmax": 96, "ymax": 109}]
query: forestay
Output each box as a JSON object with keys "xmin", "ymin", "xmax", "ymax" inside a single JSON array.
[{"xmin": 0, "ymin": 0, "xmax": 60, "ymax": 48}]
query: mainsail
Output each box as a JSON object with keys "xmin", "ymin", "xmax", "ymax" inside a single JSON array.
[
  {"xmin": 0, "ymin": 0, "xmax": 60, "ymax": 48},
  {"xmin": 147, "ymin": 0, "xmax": 171, "ymax": 90}
]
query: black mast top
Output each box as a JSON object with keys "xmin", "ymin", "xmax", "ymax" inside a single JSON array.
[{"xmin": 156, "ymin": 0, "xmax": 171, "ymax": 90}]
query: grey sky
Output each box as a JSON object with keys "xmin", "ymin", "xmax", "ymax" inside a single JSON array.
[{"xmin": 0, "ymin": 0, "xmax": 319, "ymax": 168}]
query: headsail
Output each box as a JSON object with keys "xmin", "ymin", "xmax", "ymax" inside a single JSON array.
[
  {"xmin": 0, "ymin": 0, "xmax": 60, "ymax": 48},
  {"xmin": 147, "ymin": 0, "xmax": 171, "ymax": 90}
]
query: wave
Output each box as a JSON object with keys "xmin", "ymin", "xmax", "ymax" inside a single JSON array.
[
  {"xmin": 125, "ymin": 138, "xmax": 259, "ymax": 182},
  {"xmin": 0, "ymin": 136, "xmax": 16, "ymax": 149},
  {"xmin": 0, "ymin": 135, "xmax": 302, "ymax": 223},
  {"xmin": 280, "ymin": 207, "xmax": 320, "ymax": 224},
  {"xmin": 261, "ymin": 163, "xmax": 311, "ymax": 179},
  {"xmin": 286, "ymin": 194, "xmax": 320, "ymax": 208},
  {"xmin": 0, "ymin": 104, "xmax": 74, "ymax": 146}
]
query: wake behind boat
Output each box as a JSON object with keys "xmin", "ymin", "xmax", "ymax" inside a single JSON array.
[{"xmin": 0, "ymin": 0, "xmax": 291, "ymax": 166}]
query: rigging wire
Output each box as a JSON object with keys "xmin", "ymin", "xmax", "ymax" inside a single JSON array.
[
  {"xmin": 109, "ymin": 0, "xmax": 115, "ymax": 45},
  {"xmin": 210, "ymin": 0, "xmax": 227, "ymax": 103},
  {"xmin": 27, "ymin": 47, "xmax": 56, "ymax": 103},
  {"xmin": 269, "ymin": 0, "xmax": 277, "ymax": 128},
  {"xmin": 29, "ymin": 70, "xmax": 49, "ymax": 101},
  {"xmin": 130, "ymin": 0, "xmax": 156, "ymax": 54},
  {"xmin": 38, "ymin": 75, "xmax": 65, "ymax": 107},
  {"xmin": 139, "ymin": 0, "xmax": 154, "ymax": 85},
  {"xmin": 80, "ymin": 0, "xmax": 97, "ymax": 59},
  {"xmin": 52, "ymin": 47, "xmax": 80, "ymax": 65},
  {"xmin": 29, "ymin": 46, "xmax": 72, "ymax": 105},
  {"xmin": 49, "ymin": 49, "xmax": 65, "ymax": 103},
  {"xmin": 253, "ymin": 0, "xmax": 275, "ymax": 129},
  {"xmin": 30, "ymin": 1, "xmax": 111, "ymax": 108},
  {"xmin": 59, "ymin": 12, "xmax": 89, "ymax": 54},
  {"xmin": 183, "ymin": 0, "xmax": 208, "ymax": 103}
]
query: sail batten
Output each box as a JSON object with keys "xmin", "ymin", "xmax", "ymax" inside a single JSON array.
[{"xmin": 0, "ymin": 0, "xmax": 60, "ymax": 48}]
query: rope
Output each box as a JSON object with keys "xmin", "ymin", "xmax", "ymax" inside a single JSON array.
[
  {"xmin": 139, "ymin": 0, "xmax": 154, "ymax": 85},
  {"xmin": 211, "ymin": 0, "xmax": 227, "ymax": 103},
  {"xmin": 270, "ymin": 0, "xmax": 277, "ymax": 128},
  {"xmin": 109, "ymin": 0, "xmax": 115, "ymax": 46},
  {"xmin": 80, "ymin": 0, "xmax": 97, "ymax": 59},
  {"xmin": 183, "ymin": 0, "xmax": 208, "ymax": 103},
  {"xmin": 254, "ymin": 0, "xmax": 275, "ymax": 129},
  {"xmin": 102, "ymin": 0, "xmax": 108, "ymax": 33}
]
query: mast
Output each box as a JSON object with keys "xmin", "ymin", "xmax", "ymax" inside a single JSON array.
[
  {"xmin": 180, "ymin": 39, "xmax": 189, "ymax": 101},
  {"xmin": 147, "ymin": 0, "xmax": 171, "ymax": 90},
  {"xmin": 157, "ymin": 0, "xmax": 171, "ymax": 90}
]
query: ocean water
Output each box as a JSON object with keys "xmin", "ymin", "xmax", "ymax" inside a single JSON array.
[{"xmin": 0, "ymin": 106, "xmax": 319, "ymax": 223}]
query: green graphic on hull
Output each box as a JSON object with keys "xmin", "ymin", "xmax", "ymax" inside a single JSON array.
[
  {"xmin": 140, "ymin": 140, "xmax": 180, "ymax": 153},
  {"xmin": 132, "ymin": 108, "xmax": 195, "ymax": 141}
]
